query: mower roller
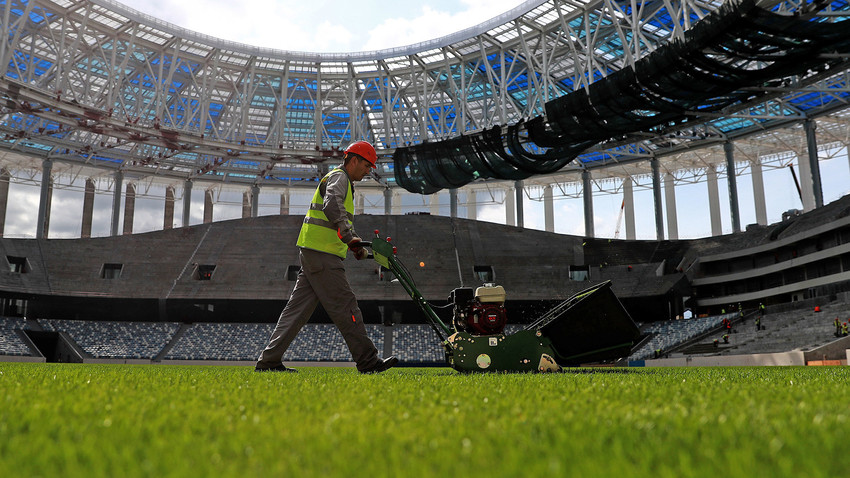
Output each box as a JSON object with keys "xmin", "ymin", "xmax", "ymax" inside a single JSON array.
[{"xmin": 360, "ymin": 232, "xmax": 640, "ymax": 373}]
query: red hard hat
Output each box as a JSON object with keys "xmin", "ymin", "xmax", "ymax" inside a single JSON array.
[{"xmin": 344, "ymin": 141, "xmax": 377, "ymax": 168}]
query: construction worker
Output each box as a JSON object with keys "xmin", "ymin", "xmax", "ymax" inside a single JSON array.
[{"xmin": 255, "ymin": 141, "xmax": 398, "ymax": 373}]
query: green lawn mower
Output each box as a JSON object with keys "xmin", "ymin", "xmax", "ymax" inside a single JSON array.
[{"xmin": 361, "ymin": 233, "xmax": 641, "ymax": 373}]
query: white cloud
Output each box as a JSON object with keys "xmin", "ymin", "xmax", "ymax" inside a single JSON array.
[
  {"xmin": 362, "ymin": 0, "xmax": 526, "ymax": 52},
  {"xmin": 116, "ymin": 0, "xmax": 526, "ymax": 53}
]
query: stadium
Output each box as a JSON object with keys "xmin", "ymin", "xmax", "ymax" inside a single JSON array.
[{"xmin": 1, "ymin": 1, "xmax": 850, "ymax": 476}]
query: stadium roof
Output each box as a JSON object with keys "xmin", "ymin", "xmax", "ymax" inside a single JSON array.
[{"xmin": 0, "ymin": 0, "xmax": 849, "ymax": 194}]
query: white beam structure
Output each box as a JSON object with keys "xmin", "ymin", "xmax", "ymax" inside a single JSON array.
[
  {"xmin": 164, "ymin": 186, "xmax": 175, "ymax": 230},
  {"xmin": 82, "ymin": 178, "xmax": 95, "ymax": 238},
  {"xmin": 429, "ymin": 193, "xmax": 440, "ymax": 216},
  {"xmin": 467, "ymin": 190, "xmax": 477, "ymax": 221},
  {"xmin": 706, "ymin": 166, "xmax": 723, "ymax": 236},
  {"xmin": 582, "ymin": 170, "xmax": 594, "ymax": 238},
  {"xmin": 724, "ymin": 142, "xmax": 741, "ymax": 233},
  {"xmin": 804, "ymin": 119, "xmax": 824, "ymax": 210},
  {"xmin": 505, "ymin": 187, "xmax": 516, "ymax": 227},
  {"xmin": 122, "ymin": 183, "xmax": 135, "ymax": 235},
  {"xmin": 0, "ymin": 1, "xmax": 846, "ymax": 241},
  {"xmin": 543, "ymin": 185, "xmax": 554, "ymax": 233},
  {"xmin": 280, "ymin": 190, "xmax": 290, "ymax": 216},
  {"xmin": 515, "ymin": 181, "xmax": 524, "ymax": 229},
  {"xmin": 664, "ymin": 173, "xmax": 678, "ymax": 240},
  {"xmin": 751, "ymin": 160, "xmax": 768, "ymax": 226},
  {"xmin": 182, "ymin": 180, "xmax": 193, "ymax": 228},
  {"xmin": 623, "ymin": 177, "xmax": 636, "ymax": 240},
  {"xmin": 204, "ymin": 190, "xmax": 214, "ymax": 224},
  {"xmin": 110, "ymin": 170, "xmax": 122, "ymax": 238},
  {"xmin": 651, "ymin": 158, "xmax": 664, "ymax": 240}
]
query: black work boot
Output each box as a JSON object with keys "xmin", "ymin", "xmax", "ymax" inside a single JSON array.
[{"xmin": 360, "ymin": 356, "xmax": 398, "ymax": 374}]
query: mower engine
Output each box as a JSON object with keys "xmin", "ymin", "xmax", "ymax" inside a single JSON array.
[{"xmin": 450, "ymin": 284, "xmax": 508, "ymax": 335}]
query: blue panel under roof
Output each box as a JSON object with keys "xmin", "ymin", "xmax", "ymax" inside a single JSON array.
[
  {"xmin": 22, "ymin": 141, "xmax": 52, "ymax": 152},
  {"xmin": 9, "ymin": 51, "xmax": 53, "ymax": 79},
  {"xmin": 789, "ymin": 90, "xmax": 850, "ymax": 111},
  {"xmin": 577, "ymin": 151, "xmax": 612, "ymax": 164},
  {"xmin": 92, "ymin": 155, "xmax": 122, "ymax": 164},
  {"xmin": 708, "ymin": 116, "xmax": 761, "ymax": 133}
]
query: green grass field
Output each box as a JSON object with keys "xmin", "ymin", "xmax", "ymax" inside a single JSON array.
[{"xmin": 1, "ymin": 363, "xmax": 848, "ymax": 478}]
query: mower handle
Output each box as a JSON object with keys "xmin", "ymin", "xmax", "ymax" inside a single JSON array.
[{"xmin": 348, "ymin": 240, "xmax": 373, "ymax": 259}]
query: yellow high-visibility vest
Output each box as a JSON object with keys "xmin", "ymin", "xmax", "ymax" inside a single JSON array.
[{"xmin": 296, "ymin": 168, "xmax": 354, "ymax": 258}]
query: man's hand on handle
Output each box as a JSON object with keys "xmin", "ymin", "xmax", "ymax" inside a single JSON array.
[{"xmin": 348, "ymin": 236, "xmax": 368, "ymax": 260}]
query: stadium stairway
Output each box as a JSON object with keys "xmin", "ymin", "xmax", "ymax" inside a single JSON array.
[
  {"xmin": 153, "ymin": 323, "xmax": 192, "ymax": 362},
  {"xmin": 678, "ymin": 302, "xmax": 849, "ymax": 358}
]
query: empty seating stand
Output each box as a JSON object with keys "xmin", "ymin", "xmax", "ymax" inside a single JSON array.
[
  {"xmin": 629, "ymin": 314, "xmax": 728, "ymax": 360},
  {"xmin": 164, "ymin": 323, "xmax": 385, "ymax": 362},
  {"xmin": 165, "ymin": 322, "xmax": 274, "ymax": 361},
  {"xmin": 392, "ymin": 325, "xmax": 445, "ymax": 363},
  {"xmin": 38, "ymin": 319, "xmax": 179, "ymax": 359},
  {"xmin": 0, "ymin": 317, "xmax": 32, "ymax": 356}
]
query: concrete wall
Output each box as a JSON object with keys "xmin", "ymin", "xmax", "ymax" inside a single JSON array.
[
  {"xmin": 804, "ymin": 335, "xmax": 850, "ymax": 362},
  {"xmin": 637, "ymin": 351, "xmax": 806, "ymax": 366},
  {"xmin": 0, "ymin": 215, "xmax": 680, "ymax": 306},
  {"xmin": 0, "ymin": 354, "xmax": 45, "ymax": 363}
]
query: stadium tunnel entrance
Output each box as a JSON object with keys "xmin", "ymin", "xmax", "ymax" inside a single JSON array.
[{"xmin": 23, "ymin": 330, "xmax": 84, "ymax": 363}]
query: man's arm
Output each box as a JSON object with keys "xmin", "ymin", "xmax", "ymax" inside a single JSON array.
[{"xmin": 323, "ymin": 171, "xmax": 356, "ymax": 243}]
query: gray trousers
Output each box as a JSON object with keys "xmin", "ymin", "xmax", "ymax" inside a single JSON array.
[{"xmin": 257, "ymin": 248, "xmax": 380, "ymax": 371}]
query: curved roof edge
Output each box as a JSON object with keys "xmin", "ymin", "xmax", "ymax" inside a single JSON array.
[{"xmin": 100, "ymin": 0, "xmax": 550, "ymax": 62}]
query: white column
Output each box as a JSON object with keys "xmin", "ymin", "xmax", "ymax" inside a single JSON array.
[
  {"xmin": 449, "ymin": 189, "xmax": 458, "ymax": 218},
  {"xmin": 251, "ymin": 184, "xmax": 260, "ymax": 217},
  {"xmin": 203, "ymin": 189, "xmax": 214, "ymax": 224},
  {"xmin": 280, "ymin": 189, "xmax": 289, "ymax": 216},
  {"xmin": 242, "ymin": 191, "xmax": 251, "ymax": 218},
  {"xmin": 515, "ymin": 180, "xmax": 524, "ymax": 228},
  {"xmin": 466, "ymin": 190, "xmax": 477, "ymax": 220},
  {"xmin": 804, "ymin": 119, "xmax": 824, "ymax": 209},
  {"xmin": 651, "ymin": 158, "xmax": 664, "ymax": 240},
  {"xmin": 0, "ymin": 169, "xmax": 9, "ymax": 238},
  {"xmin": 356, "ymin": 192, "xmax": 365, "ymax": 215},
  {"xmin": 122, "ymin": 183, "xmax": 135, "ymax": 235},
  {"xmin": 543, "ymin": 185, "xmax": 554, "ymax": 233},
  {"xmin": 110, "ymin": 170, "xmax": 122, "ymax": 237},
  {"xmin": 724, "ymin": 142, "xmax": 741, "ymax": 232},
  {"xmin": 182, "ymin": 180, "xmax": 193, "ymax": 227},
  {"xmin": 623, "ymin": 177, "xmax": 636, "ymax": 240},
  {"xmin": 505, "ymin": 187, "xmax": 516, "ymax": 227},
  {"xmin": 751, "ymin": 160, "xmax": 768, "ymax": 225},
  {"xmin": 392, "ymin": 191, "xmax": 402, "ymax": 215},
  {"xmin": 663, "ymin": 172, "xmax": 678, "ymax": 240},
  {"xmin": 582, "ymin": 170, "xmax": 594, "ymax": 238},
  {"xmin": 796, "ymin": 153, "xmax": 816, "ymax": 212},
  {"xmin": 706, "ymin": 166, "xmax": 723, "ymax": 236},
  {"xmin": 383, "ymin": 188, "xmax": 392, "ymax": 215},
  {"xmin": 81, "ymin": 178, "xmax": 95, "ymax": 238},
  {"xmin": 164, "ymin": 186, "xmax": 175, "ymax": 230},
  {"xmin": 279, "ymin": 189, "xmax": 290, "ymax": 215},
  {"xmin": 429, "ymin": 193, "xmax": 440, "ymax": 215}
]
